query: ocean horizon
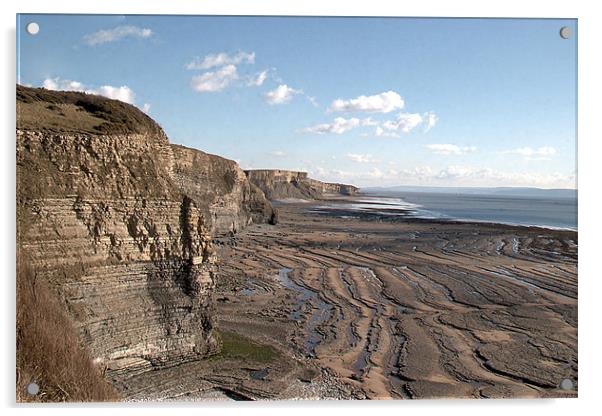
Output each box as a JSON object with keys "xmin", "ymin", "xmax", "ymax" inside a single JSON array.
[{"xmin": 336, "ymin": 188, "xmax": 578, "ymax": 231}]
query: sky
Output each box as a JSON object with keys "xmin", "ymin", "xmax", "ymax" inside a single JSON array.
[{"xmin": 17, "ymin": 15, "xmax": 577, "ymax": 189}]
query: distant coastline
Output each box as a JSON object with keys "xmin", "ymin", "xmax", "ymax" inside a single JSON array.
[
  {"xmin": 362, "ymin": 185, "xmax": 577, "ymax": 199},
  {"xmin": 311, "ymin": 189, "xmax": 578, "ymax": 231}
]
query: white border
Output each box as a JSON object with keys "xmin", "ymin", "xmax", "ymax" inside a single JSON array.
[{"xmin": 2, "ymin": 1, "xmax": 600, "ymax": 415}]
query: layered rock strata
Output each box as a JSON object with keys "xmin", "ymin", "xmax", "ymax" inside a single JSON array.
[
  {"xmin": 16, "ymin": 86, "xmax": 274, "ymax": 376},
  {"xmin": 244, "ymin": 169, "xmax": 358, "ymax": 201},
  {"xmin": 170, "ymin": 144, "xmax": 277, "ymax": 235}
]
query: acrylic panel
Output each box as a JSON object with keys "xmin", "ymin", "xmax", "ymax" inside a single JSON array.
[{"xmin": 16, "ymin": 14, "xmax": 577, "ymax": 402}]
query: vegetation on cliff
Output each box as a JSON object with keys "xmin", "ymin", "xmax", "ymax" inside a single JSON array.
[
  {"xmin": 17, "ymin": 85, "xmax": 162, "ymax": 136},
  {"xmin": 16, "ymin": 251, "xmax": 119, "ymax": 402}
]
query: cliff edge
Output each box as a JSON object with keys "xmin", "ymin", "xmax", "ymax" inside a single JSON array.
[
  {"xmin": 171, "ymin": 144, "xmax": 277, "ymax": 235},
  {"xmin": 245, "ymin": 169, "xmax": 358, "ymax": 201}
]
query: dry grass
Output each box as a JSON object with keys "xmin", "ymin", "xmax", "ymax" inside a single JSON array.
[
  {"xmin": 16, "ymin": 252, "xmax": 120, "ymax": 402},
  {"xmin": 17, "ymin": 84, "xmax": 161, "ymax": 135}
]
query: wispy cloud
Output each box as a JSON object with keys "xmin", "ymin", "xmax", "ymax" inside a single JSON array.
[
  {"xmin": 269, "ymin": 150, "xmax": 286, "ymax": 157},
  {"xmin": 423, "ymin": 111, "xmax": 439, "ymax": 132},
  {"xmin": 323, "ymin": 92, "xmax": 437, "ymax": 136},
  {"xmin": 502, "ymin": 146, "xmax": 557, "ymax": 161},
  {"xmin": 380, "ymin": 112, "xmax": 424, "ymax": 134},
  {"xmin": 426, "ymin": 144, "xmax": 477, "ymax": 155},
  {"xmin": 302, "ymin": 117, "xmax": 360, "ymax": 135},
  {"xmin": 83, "ymin": 25, "xmax": 153, "ymax": 46},
  {"xmin": 306, "ymin": 95, "xmax": 319, "ymax": 107},
  {"xmin": 329, "ymin": 91, "xmax": 404, "ymax": 113},
  {"xmin": 304, "ymin": 110, "xmax": 435, "ymax": 137},
  {"xmin": 433, "ymin": 165, "xmax": 570, "ymax": 187},
  {"xmin": 248, "ymin": 69, "xmax": 269, "ymax": 86},
  {"xmin": 186, "ymin": 51, "xmax": 255, "ymax": 70},
  {"xmin": 190, "ymin": 64, "xmax": 238, "ymax": 93},
  {"xmin": 264, "ymin": 84, "xmax": 303, "ymax": 105},
  {"xmin": 374, "ymin": 126, "xmax": 400, "ymax": 138},
  {"xmin": 185, "ymin": 52, "xmax": 314, "ymax": 107},
  {"xmin": 347, "ymin": 153, "xmax": 378, "ymax": 163},
  {"xmin": 42, "ymin": 77, "xmax": 136, "ymax": 105},
  {"xmin": 301, "ymin": 117, "xmax": 381, "ymax": 135},
  {"xmin": 186, "ymin": 51, "xmax": 273, "ymax": 94},
  {"xmin": 311, "ymin": 164, "xmax": 574, "ymax": 188}
]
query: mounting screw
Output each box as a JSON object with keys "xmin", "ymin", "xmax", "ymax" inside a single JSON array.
[
  {"xmin": 26, "ymin": 382, "xmax": 40, "ymax": 395},
  {"xmin": 559, "ymin": 26, "xmax": 571, "ymax": 39},
  {"xmin": 26, "ymin": 22, "xmax": 39, "ymax": 35},
  {"xmin": 560, "ymin": 378, "xmax": 574, "ymax": 390}
]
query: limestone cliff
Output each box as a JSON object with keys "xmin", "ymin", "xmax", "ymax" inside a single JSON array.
[
  {"xmin": 170, "ymin": 144, "xmax": 277, "ymax": 235},
  {"xmin": 245, "ymin": 169, "xmax": 358, "ymax": 201},
  {"xmin": 17, "ymin": 85, "xmax": 268, "ymax": 378},
  {"xmin": 305, "ymin": 178, "xmax": 359, "ymax": 196}
]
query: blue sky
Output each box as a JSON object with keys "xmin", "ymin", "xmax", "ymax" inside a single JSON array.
[{"xmin": 17, "ymin": 15, "xmax": 577, "ymax": 188}]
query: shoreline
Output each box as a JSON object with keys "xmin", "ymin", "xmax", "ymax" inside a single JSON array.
[{"xmin": 304, "ymin": 194, "xmax": 578, "ymax": 234}]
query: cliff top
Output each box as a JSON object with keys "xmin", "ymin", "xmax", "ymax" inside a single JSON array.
[
  {"xmin": 245, "ymin": 169, "xmax": 357, "ymax": 190},
  {"xmin": 17, "ymin": 85, "xmax": 162, "ymax": 136},
  {"xmin": 245, "ymin": 169, "xmax": 308, "ymax": 177}
]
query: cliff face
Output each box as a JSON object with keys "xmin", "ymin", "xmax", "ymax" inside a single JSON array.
[
  {"xmin": 170, "ymin": 144, "xmax": 276, "ymax": 235},
  {"xmin": 16, "ymin": 86, "xmax": 229, "ymax": 377},
  {"xmin": 244, "ymin": 170, "xmax": 319, "ymax": 200},
  {"xmin": 306, "ymin": 179, "xmax": 359, "ymax": 196},
  {"xmin": 245, "ymin": 169, "xmax": 358, "ymax": 201}
]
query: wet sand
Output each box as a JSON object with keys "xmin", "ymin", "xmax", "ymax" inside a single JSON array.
[{"xmin": 114, "ymin": 197, "xmax": 577, "ymax": 400}]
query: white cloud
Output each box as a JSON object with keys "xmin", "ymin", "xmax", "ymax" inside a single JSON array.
[
  {"xmin": 329, "ymin": 91, "xmax": 404, "ymax": 113},
  {"xmin": 248, "ymin": 69, "xmax": 269, "ymax": 86},
  {"xmin": 42, "ymin": 78, "xmax": 84, "ymax": 91},
  {"xmin": 424, "ymin": 111, "xmax": 439, "ymax": 132},
  {"xmin": 95, "ymin": 85, "xmax": 136, "ymax": 104},
  {"xmin": 269, "ymin": 150, "xmax": 286, "ymax": 157},
  {"xmin": 310, "ymin": 167, "xmax": 386, "ymax": 183},
  {"xmin": 186, "ymin": 51, "xmax": 255, "ymax": 70},
  {"xmin": 433, "ymin": 165, "xmax": 572, "ymax": 188},
  {"xmin": 310, "ymin": 164, "xmax": 574, "ymax": 189},
  {"xmin": 361, "ymin": 118, "xmax": 379, "ymax": 126},
  {"xmin": 41, "ymin": 77, "xmax": 136, "ymax": 104},
  {"xmin": 142, "ymin": 103, "xmax": 151, "ymax": 113},
  {"xmin": 375, "ymin": 126, "xmax": 400, "ymax": 138},
  {"xmin": 426, "ymin": 144, "xmax": 477, "ymax": 155},
  {"xmin": 307, "ymin": 118, "xmax": 360, "ymax": 135},
  {"xmin": 347, "ymin": 153, "xmax": 378, "ymax": 163},
  {"xmin": 502, "ymin": 146, "xmax": 557, "ymax": 160},
  {"xmin": 264, "ymin": 84, "xmax": 302, "ymax": 105},
  {"xmin": 302, "ymin": 117, "xmax": 361, "ymax": 135},
  {"xmin": 186, "ymin": 51, "xmax": 260, "ymax": 93},
  {"xmin": 83, "ymin": 25, "xmax": 153, "ymax": 46},
  {"xmin": 302, "ymin": 116, "xmax": 381, "ymax": 136},
  {"xmin": 381, "ymin": 112, "xmax": 424, "ymax": 134},
  {"xmin": 191, "ymin": 64, "xmax": 239, "ymax": 93}
]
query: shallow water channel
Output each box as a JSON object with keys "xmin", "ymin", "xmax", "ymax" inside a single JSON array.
[{"xmin": 275, "ymin": 268, "xmax": 333, "ymax": 357}]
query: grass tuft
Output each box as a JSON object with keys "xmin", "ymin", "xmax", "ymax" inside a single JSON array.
[
  {"xmin": 16, "ymin": 251, "xmax": 120, "ymax": 402},
  {"xmin": 17, "ymin": 84, "xmax": 162, "ymax": 135}
]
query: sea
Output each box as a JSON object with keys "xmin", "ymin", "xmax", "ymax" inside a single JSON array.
[{"xmin": 317, "ymin": 189, "xmax": 578, "ymax": 231}]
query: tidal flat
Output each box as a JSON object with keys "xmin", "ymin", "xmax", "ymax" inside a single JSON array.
[{"xmin": 113, "ymin": 197, "xmax": 577, "ymax": 400}]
